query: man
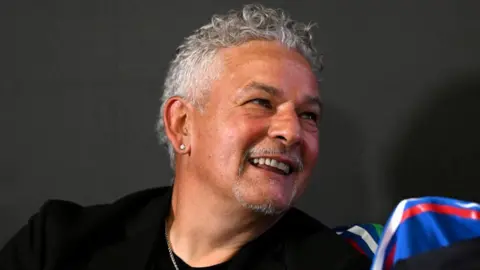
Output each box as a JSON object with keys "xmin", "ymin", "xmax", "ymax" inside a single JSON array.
[{"xmin": 0, "ymin": 4, "xmax": 370, "ymax": 270}]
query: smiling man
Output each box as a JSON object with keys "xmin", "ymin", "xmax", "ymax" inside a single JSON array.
[
  {"xmin": 0, "ymin": 4, "xmax": 370, "ymax": 270},
  {"xmin": 182, "ymin": 40, "xmax": 321, "ymax": 217}
]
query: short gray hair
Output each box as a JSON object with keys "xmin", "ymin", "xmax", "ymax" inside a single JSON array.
[{"xmin": 156, "ymin": 4, "xmax": 323, "ymax": 171}]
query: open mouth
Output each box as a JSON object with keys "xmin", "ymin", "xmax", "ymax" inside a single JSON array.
[{"xmin": 248, "ymin": 157, "xmax": 293, "ymax": 176}]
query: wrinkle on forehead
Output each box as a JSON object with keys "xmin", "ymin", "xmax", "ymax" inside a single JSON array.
[{"xmin": 219, "ymin": 40, "xmax": 314, "ymax": 74}]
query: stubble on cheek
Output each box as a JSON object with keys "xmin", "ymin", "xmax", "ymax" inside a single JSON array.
[{"xmin": 237, "ymin": 148, "xmax": 251, "ymax": 177}]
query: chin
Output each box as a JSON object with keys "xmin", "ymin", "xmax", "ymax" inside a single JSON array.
[{"xmin": 232, "ymin": 181, "xmax": 298, "ymax": 215}]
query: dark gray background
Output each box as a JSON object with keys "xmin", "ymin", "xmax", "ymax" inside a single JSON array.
[{"xmin": 1, "ymin": 0, "xmax": 480, "ymax": 248}]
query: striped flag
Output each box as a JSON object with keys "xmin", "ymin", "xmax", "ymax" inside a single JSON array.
[{"xmin": 371, "ymin": 197, "xmax": 480, "ymax": 270}]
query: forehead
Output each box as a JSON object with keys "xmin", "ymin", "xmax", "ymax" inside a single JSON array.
[{"xmin": 217, "ymin": 40, "xmax": 319, "ymax": 96}]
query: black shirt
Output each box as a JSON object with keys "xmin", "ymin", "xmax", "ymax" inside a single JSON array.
[
  {"xmin": 0, "ymin": 186, "xmax": 371, "ymax": 270},
  {"xmin": 152, "ymin": 222, "xmax": 231, "ymax": 270}
]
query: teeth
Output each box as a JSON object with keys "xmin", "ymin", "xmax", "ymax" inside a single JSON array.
[
  {"xmin": 270, "ymin": 159, "xmax": 278, "ymax": 167},
  {"xmin": 252, "ymin": 157, "xmax": 291, "ymax": 174}
]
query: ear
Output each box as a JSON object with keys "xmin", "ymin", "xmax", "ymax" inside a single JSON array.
[{"xmin": 163, "ymin": 96, "xmax": 191, "ymax": 154}]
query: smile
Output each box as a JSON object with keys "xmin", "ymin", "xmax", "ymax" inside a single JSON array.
[{"xmin": 248, "ymin": 158, "xmax": 292, "ymax": 175}]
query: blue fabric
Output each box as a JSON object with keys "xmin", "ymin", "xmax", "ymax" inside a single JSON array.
[{"xmin": 371, "ymin": 197, "xmax": 480, "ymax": 270}]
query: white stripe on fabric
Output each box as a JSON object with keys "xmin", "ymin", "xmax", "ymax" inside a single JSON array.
[
  {"xmin": 456, "ymin": 202, "xmax": 480, "ymax": 209},
  {"xmin": 371, "ymin": 198, "xmax": 421, "ymax": 270},
  {"xmin": 347, "ymin": 225, "xmax": 378, "ymax": 254}
]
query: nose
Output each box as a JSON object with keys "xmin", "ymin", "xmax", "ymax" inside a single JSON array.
[{"xmin": 268, "ymin": 105, "xmax": 302, "ymax": 147}]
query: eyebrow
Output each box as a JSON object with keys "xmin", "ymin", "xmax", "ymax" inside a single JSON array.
[{"xmin": 242, "ymin": 81, "xmax": 323, "ymax": 111}]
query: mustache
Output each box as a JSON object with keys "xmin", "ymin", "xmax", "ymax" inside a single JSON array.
[{"xmin": 242, "ymin": 148, "xmax": 304, "ymax": 172}]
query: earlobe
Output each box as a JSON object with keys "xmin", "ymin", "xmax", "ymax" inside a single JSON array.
[{"xmin": 163, "ymin": 97, "xmax": 190, "ymax": 154}]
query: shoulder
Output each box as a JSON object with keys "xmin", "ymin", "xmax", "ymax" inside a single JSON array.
[
  {"xmin": 279, "ymin": 208, "xmax": 372, "ymax": 270},
  {"xmin": 0, "ymin": 187, "xmax": 170, "ymax": 269},
  {"xmin": 277, "ymin": 207, "xmax": 332, "ymax": 238},
  {"xmin": 37, "ymin": 187, "xmax": 169, "ymax": 235}
]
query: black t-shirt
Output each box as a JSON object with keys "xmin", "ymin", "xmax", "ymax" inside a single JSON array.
[
  {"xmin": 150, "ymin": 223, "xmax": 231, "ymax": 270},
  {"xmin": 157, "ymin": 251, "xmax": 231, "ymax": 270},
  {"xmin": 0, "ymin": 186, "xmax": 370, "ymax": 270}
]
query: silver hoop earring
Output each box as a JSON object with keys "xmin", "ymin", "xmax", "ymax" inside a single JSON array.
[{"xmin": 179, "ymin": 144, "xmax": 186, "ymax": 150}]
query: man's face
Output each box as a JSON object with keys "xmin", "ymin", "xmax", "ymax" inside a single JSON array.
[{"xmin": 189, "ymin": 40, "xmax": 320, "ymax": 214}]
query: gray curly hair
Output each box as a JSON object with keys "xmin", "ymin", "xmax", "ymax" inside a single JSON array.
[{"xmin": 156, "ymin": 4, "xmax": 323, "ymax": 171}]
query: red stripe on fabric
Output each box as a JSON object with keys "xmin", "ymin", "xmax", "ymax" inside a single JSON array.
[
  {"xmin": 346, "ymin": 239, "xmax": 366, "ymax": 255},
  {"xmin": 401, "ymin": 203, "xmax": 480, "ymax": 222},
  {"xmin": 385, "ymin": 244, "xmax": 396, "ymax": 270}
]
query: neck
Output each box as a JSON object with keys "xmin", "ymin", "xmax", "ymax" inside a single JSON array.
[{"xmin": 166, "ymin": 175, "xmax": 282, "ymax": 267}]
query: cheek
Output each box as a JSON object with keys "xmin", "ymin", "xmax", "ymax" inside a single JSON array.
[
  {"xmin": 217, "ymin": 118, "xmax": 267, "ymax": 166},
  {"xmin": 222, "ymin": 118, "xmax": 266, "ymax": 149},
  {"xmin": 303, "ymin": 133, "xmax": 319, "ymax": 166},
  {"xmin": 212, "ymin": 119, "xmax": 250, "ymax": 157}
]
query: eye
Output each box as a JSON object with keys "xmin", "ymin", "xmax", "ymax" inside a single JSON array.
[
  {"xmin": 300, "ymin": 112, "xmax": 318, "ymax": 123},
  {"xmin": 250, "ymin": 98, "xmax": 273, "ymax": 109}
]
